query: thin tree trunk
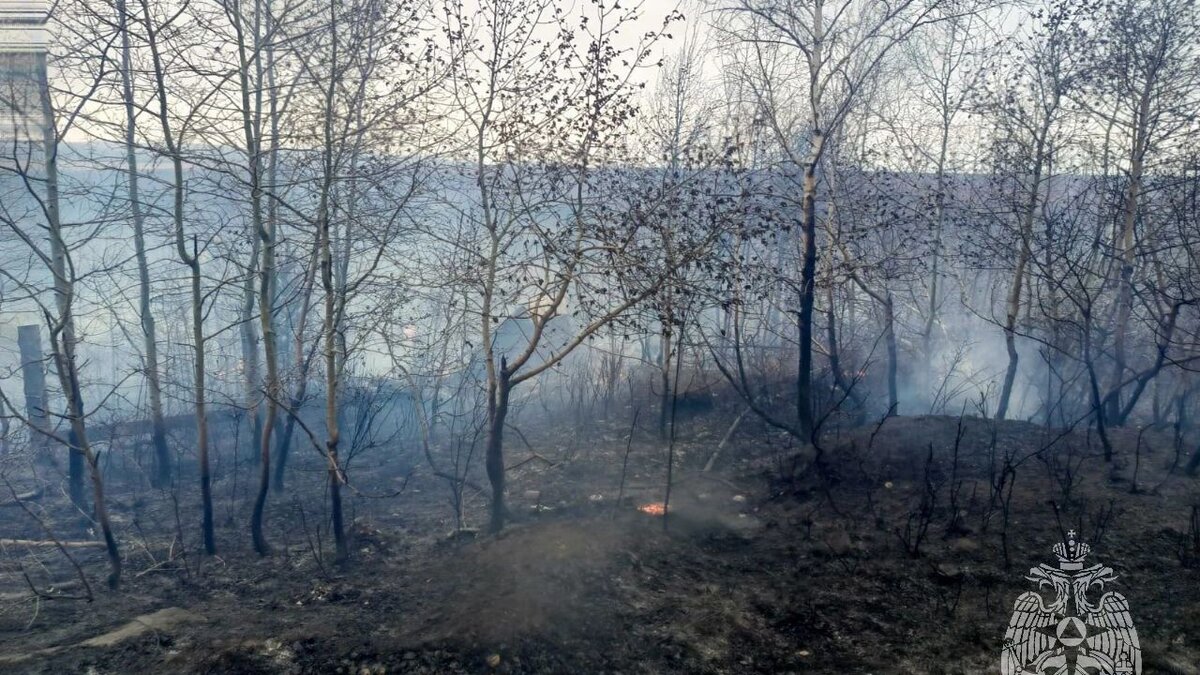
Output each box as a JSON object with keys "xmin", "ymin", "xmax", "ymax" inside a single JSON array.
[
  {"xmin": 272, "ymin": 240, "xmax": 319, "ymax": 492},
  {"xmin": 662, "ymin": 323, "xmax": 686, "ymax": 533},
  {"xmin": 38, "ymin": 52, "xmax": 121, "ymax": 586},
  {"xmin": 883, "ymin": 292, "xmax": 898, "ymax": 415},
  {"xmin": 188, "ymin": 243, "xmax": 215, "ymax": 554},
  {"xmin": 1082, "ymin": 310, "xmax": 1113, "ymax": 461},
  {"xmin": 485, "ymin": 362, "xmax": 511, "ymax": 533},
  {"xmin": 267, "ymin": 1, "xmax": 315, "ymax": 494},
  {"xmin": 824, "ymin": 285, "xmax": 860, "ymax": 414},
  {"xmin": 1107, "ymin": 121, "xmax": 1146, "ymax": 424},
  {"xmin": 320, "ymin": 178, "xmax": 347, "ymax": 563},
  {"xmin": 658, "ymin": 323, "xmax": 672, "ymax": 439},
  {"xmin": 923, "ymin": 115, "xmax": 950, "ymax": 387},
  {"xmin": 797, "ymin": 147, "xmax": 820, "ymax": 439},
  {"xmin": 240, "ymin": 108, "xmax": 263, "ymax": 461},
  {"xmin": 139, "ymin": 0, "xmax": 214, "ymax": 553},
  {"xmin": 222, "ymin": 0, "xmax": 276, "ymax": 556},
  {"xmin": 318, "ymin": 0, "xmax": 348, "ymax": 562},
  {"xmin": 35, "ymin": 57, "xmax": 83, "ymax": 512},
  {"xmin": 997, "ymin": 125, "xmax": 1049, "ymax": 420},
  {"xmin": 117, "ymin": 0, "xmax": 170, "ymax": 487},
  {"xmin": 1044, "ymin": 198, "xmax": 1062, "ymax": 427},
  {"xmin": 795, "ymin": 2, "xmax": 825, "ymax": 441},
  {"xmin": 842, "ymin": 270, "xmax": 899, "ymax": 418},
  {"xmin": 16, "ymin": 325, "xmax": 49, "ymax": 449},
  {"xmin": 1114, "ymin": 302, "xmax": 1182, "ymax": 425},
  {"xmin": 241, "ymin": 238, "xmax": 263, "ymax": 466}
]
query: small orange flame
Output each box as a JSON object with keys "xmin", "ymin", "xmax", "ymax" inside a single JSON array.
[{"xmin": 638, "ymin": 502, "xmax": 666, "ymax": 516}]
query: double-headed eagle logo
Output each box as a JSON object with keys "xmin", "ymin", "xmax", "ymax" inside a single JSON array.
[{"xmin": 1001, "ymin": 531, "xmax": 1140, "ymax": 675}]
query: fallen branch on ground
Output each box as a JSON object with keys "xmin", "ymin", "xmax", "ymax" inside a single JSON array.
[
  {"xmin": 704, "ymin": 407, "xmax": 750, "ymax": 472},
  {"xmin": 0, "ymin": 539, "xmax": 105, "ymax": 549},
  {"xmin": 506, "ymin": 453, "xmax": 556, "ymax": 472},
  {"xmin": 0, "ymin": 488, "xmax": 44, "ymax": 508}
]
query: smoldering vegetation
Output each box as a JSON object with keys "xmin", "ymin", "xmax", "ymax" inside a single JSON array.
[{"xmin": 1, "ymin": 0, "xmax": 1200, "ymax": 673}]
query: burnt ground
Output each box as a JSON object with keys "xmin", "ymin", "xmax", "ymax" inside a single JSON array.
[{"xmin": 1, "ymin": 412, "xmax": 1200, "ymax": 674}]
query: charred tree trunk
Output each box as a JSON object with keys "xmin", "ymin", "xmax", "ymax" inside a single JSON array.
[
  {"xmin": 997, "ymin": 320, "xmax": 1020, "ymax": 421},
  {"xmin": 271, "ymin": 300, "xmax": 317, "ymax": 493},
  {"xmin": 267, "ymin": 14, "xmax": 309, "ymax": 494},
  {"xmin": 883, "ymin": 292, "xmax": 898, "ymax": 416},
  {"xmin": 997, "ymin": 132, "xmax": 1047, "ymax": 420},
  {"xmin": 321, "ymin": 264, "xmax": 347, "ymax": 564},
  {"xmin": 1113, "ymin": 302, "xmax": 1182, "ymax": 426},
  {"xmin": 189, "ymin": 245, "xmax": 214, "ymax": 554},
  {"xmin": 1081, "ymin": 310, "xmax": 1114, "ymax": 462},
  {"xmin": 797, "ymin": 147, "xmax": 820, "ymax": 439},
  {"xmin": 117, "ymin": 0, "xmax": 170, "ymax": 487},
  {"xmin": 658, "ymin": 324, "xmax": 672, "ymax": 440},
  {"xmin": 140, "ymin": 0, "xmax": 213, "ymax": 553},
  {"xmin": 36, "ymin": 60, "xmax": 84, "ymax": 513},
  {"xmin": 17, "ymin": 325, "xmax": 48, "ymax": 448},
  {"xmin": 317, "ymin": 0, "xmax": 348, "ymax": 562},
  {"xmin": 39, "ymin": 55, "xmax": 121, "ymax": 585},
  {"xmin": 485, "ymin": 360, "xmax": 512, "ymax": 533},
  {"xmin": 662, "ymin": 323, "xmax": 686, "ymax": 533},
  {"xmin": 229, "ymin": 0, "xmax": 278, "ymax": 557},
  {"xmin": 320, "ymin": 177, "xmax": 347, "ymax": 562},
  {"xmin": 145, "ymin": 2, "xmax": 212, "ymax": 554},
  {"xmin": 997, "ymin": 225, "xmax": 1032, "ymax": 422}
]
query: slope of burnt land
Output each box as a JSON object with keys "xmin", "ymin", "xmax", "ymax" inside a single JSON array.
[{"xmin": 1, "ymin": 415, "xmax": 1199, "ymax": 674}]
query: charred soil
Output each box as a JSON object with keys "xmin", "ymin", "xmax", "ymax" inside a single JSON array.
[{"xmin": 1, "ymin": 414, "xmax": 1199, "ymax": 674}]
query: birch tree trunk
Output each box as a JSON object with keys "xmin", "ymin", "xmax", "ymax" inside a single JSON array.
[
  {"xmin": 797, "ymin": 137, "xmax": 821, "ymax": 438},
  {"xmin": 318, "ymin": 0, "xmax": 348, "ymax": 562},
  {"xmin": 1106, "ymin": 90, "xmax": 1149, "ymax": 423},
  {"xmin": 996, "ymin": 117, "xmax": 1051, "ymax": 421}
]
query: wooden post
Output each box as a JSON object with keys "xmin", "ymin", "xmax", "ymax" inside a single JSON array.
[{"xmin": 17, "ymin": 324, "xmax": 48, "ymax": 447}]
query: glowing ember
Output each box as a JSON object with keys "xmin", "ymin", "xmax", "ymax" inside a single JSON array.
[{"xmin": 638, "ymin": 502, "xmax": 666, "ymax": 516}]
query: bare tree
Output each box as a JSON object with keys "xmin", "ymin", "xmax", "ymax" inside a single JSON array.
[
  {"xmin": 115, "ymin": 0, "xmax": 171, "ymax": 488},
  {"xmin": 974, "ymin": 1, "xmax": 1090, "ymax": 420},
  {"xmin": 440, "ymin": 0, "xmax": 687, "ymax": 532},
  {"xmin": 138, "ymin": 0, "xmax": 217, "ymax": 553},
  {"xmin": 1090, "ymin": 0, "xmax": 1200, "ymax": 422},
  {"xmin": 0, "ymin": 4, "xmax": 123, "ymax": 586},
  {"xmin": 714, "ymin": 0, "xmax": 975, "ymax": 437}
]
